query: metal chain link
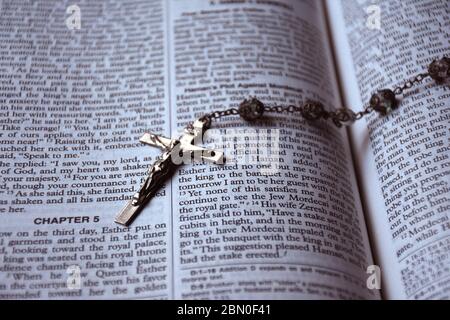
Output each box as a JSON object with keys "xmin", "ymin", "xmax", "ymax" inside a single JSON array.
[
  {"xmin": 355, "ymin": 105, "xmax": 374, "ymax": 120},
  {"xmin": 393, "ymin": 73, "xmax": 430, "ymax": 95},
  {"xmin": 200, "ymin": 108, "xmax": 239, "ymax": 122}
]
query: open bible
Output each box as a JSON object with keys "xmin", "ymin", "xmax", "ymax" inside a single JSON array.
[{"xmin": 0, "ymin": 0, "xmax": 448, "ymax": 300}]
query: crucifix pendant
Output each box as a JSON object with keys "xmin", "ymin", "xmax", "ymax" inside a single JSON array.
[{"xmin": 115, "ymin": 119, "xmax": 223, "ymax": 226}]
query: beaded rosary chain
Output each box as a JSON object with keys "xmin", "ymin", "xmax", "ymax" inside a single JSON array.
[
  {"xmin": 116, "ymin": 56, "xmax": 449, "ymax": 226},
  {"xmin": 195, "ymin": 56, "xmax": 449, "ymax": 129}
]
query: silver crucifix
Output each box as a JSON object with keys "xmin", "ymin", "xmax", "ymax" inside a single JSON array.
[{"xmin": 115, "ymin": 119, "xmax": 223, "ymax": 226}]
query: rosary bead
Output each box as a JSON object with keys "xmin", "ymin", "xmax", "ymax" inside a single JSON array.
[
  {"xmin": 369, "ymin": 89, "xmax": 397, "ymax": 115},
  {"xmin": 331, "ymin": 108, "xmax": 357, "ymax": 127},
  {"xmin": 301, "ymin": 101, "xmax": 326, "ymax": 120},
  {"xmin": 238, "ymin": 98, "xmax": 265, "ymax": 121},
  {"xmin": 428, "ymin": 57, "xmax": 450, "ymax": 83}
]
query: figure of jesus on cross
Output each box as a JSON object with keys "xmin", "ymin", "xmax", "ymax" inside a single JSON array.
[{"xmin": 115, "ymin": 119, "xmax": 223, "ymax": 226}]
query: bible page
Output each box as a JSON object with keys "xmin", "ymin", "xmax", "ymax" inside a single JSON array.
[{"xmin": 326, "ymin": 0, "xmax": 449, "ymax": 299}]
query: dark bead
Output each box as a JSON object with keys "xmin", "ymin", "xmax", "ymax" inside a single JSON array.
[
  {"xmin": 331, "ymin": 108, "xmax": 357, "ymax": 127},
  {"xmin": 428, "ymin": 57, "xmax": 450, "ymax": 83},
  {"xmin": 369, "ymin": 89, "xmax": 397, "ymax": 115},
  {"xmin": 301, "ymin": 101, "xmax": 326, "ymax": 120},
  {"xmin": 238, "ymin": 98, "xmax": 264, "ymax": 121}
]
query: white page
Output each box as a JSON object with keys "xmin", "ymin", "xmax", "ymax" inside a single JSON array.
[
  {"xmin": 0, "ymin": 0, "xmax": 174, "ymax": 299},
  {"xmin": 164, "ymin": 0, "xmax": 379, "ymax": 299},
  {"xmin": 326, "ymin": 0, "xmax": 450, "ymax": 299}
]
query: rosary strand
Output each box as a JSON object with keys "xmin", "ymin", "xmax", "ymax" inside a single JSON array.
[
  {"xmin": 196, "ymin": 56, "xmax": 449, "ymax": 129},
  {"xmin": 116, "ymin": 56, "xmax": 448, "ymax": 225}
]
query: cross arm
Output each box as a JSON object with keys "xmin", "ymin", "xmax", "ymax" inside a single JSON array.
[
  {"xmin": 140, "ymin": 133, "xmax": 175, "ymax": 150},
  {"xmin": 182, "ymin": 144, "xmax": 224, "ymax": 164}
]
